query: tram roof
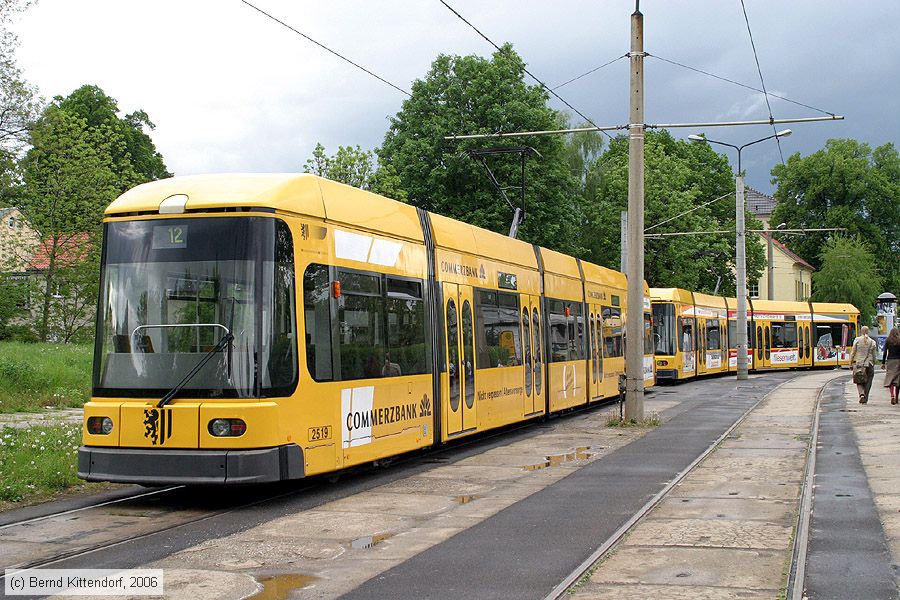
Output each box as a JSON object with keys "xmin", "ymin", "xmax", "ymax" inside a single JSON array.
[
  {"xmin": 649, "ymin": 287, "xmax": 694, "ymax": 303},
  {"xmin": 692, "ymin": 291, "xmax": 727, "ymax": 309},
  {"xmin": 429, "ymin": 211, "xmax": 537, "ymax": 268},
  {"xmin": 810, "ymin": 302, "xmax": 859, "ymax": 316},
  {"xmin": 749, "ymin": 299, "xmax": 810, "ymax": 314},
  {"xmin": 106, "ymin": 174, "xmax": 425, "ymax": 242}
]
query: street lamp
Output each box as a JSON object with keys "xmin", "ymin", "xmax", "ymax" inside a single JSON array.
[{"xmin": 689, "ymin": 129, "xmax": 792, "ymax": 380}]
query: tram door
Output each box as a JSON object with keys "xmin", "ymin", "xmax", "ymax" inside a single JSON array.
[
  {"xmin": 759, "ymin": 323, "xmax": 772, "ymax": 369},
  {"xmin": 696, "ymin": 318, "xmax": 708, "ymax": 376},
  {"xmin": 521, "ymin": 295, "xmax": 545, "ymax": 417},
  {"xmin": 442, "ymin": 283, "xmax": 476, "ymax": 437}
]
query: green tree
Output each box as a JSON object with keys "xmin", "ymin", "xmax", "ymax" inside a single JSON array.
[
  {"xmin": 379, "ymin": 44, "xmax": 582, "ymax": 254},
  {"xmin": 20, "ymin": 107, "xmax": 119, "ymax": 341},
  {"xmin": 583, "ymin": 129, "xmax": 765, "ymax": 294},
  {"xmin": 54, "ymin": 85, "xmax": 171, "ymax": 189},
  {"xmin": 812, "ymin": 236, "xmax": 882, "ymax": 325},
  {"xmin": 0, "ymin": 0, "xmax": 40, "ymax": 204},
  {"xmin": 771, "ymin": 139, "xmax": 900, "ymax": 295},
  {"xmin": 303, "ymin": 143, "xmax": 407, "ymax": 201}
]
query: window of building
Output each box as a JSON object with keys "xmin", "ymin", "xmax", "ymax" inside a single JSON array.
[{"xmin": 749, "ymin": 281, "xmax": 760, "ymax": 299}]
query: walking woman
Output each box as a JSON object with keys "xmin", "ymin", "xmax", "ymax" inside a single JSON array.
[
  {"xmin": 850, "ymin": 325, "xmax": 878, "ymax": 403},
  {"xmin": 882, "ymin": 328, "xmax": 900, "ymax": 405}
]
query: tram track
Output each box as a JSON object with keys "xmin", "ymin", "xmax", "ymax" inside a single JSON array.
[
  {"xmin": 544, "ymin": 376, "xmax": 797, "ymax": 600},
  {"xmin": 783, "ymin": 374, "xmax": 827, "ymax": 600},
  {"xmin": 1, "ymin": 396, "xmax": 622, "ymax": 580}
]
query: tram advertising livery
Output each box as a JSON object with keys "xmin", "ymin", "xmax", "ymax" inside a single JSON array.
[{"xmin": 78, "ymin": 174, "xmax": 857, "ymax": 485}]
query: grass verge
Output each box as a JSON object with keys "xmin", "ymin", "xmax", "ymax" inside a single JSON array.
[
  {"xmin": 0, "ymin": 341, "xmax": 92, "ymax": 413},
  {"xmin": 606, "ymin": 413, "xmax": 662, "ymax": 428},
  {"xmin": 0, "ymin": 423, "xmax": 85, "ymax": 503}
]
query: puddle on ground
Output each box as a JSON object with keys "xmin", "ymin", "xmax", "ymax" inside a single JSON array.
[
  {"xmin": 454, "ymin": 495, "xmax": 477, "ymax": 505},
  {"xmin": 249, "ymin": 574, "xmax": 319, "ymax": 600},
  {"xmin": 351, "ymin": 533, "xmax": 393, "ymax": 549},
  {"xmin": 523, "ymin": 447, "xmax": 593, "ymax": 471}
]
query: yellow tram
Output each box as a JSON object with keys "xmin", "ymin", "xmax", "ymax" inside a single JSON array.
[
  {"xmin": 651, "ymin": 287, "xmax": 858, "ymax": 381},
  {"xmin": 79, "ymin": 174, "xmax": 642, "ymax": 485}
]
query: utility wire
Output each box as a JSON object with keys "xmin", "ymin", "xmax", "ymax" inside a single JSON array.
[
  {"xmin": 644, "ymin": 191, "xmax": 733, "ymax": 232},
  {"xmin": 239, "ymin": 0, "xmax": 411, "ymax": 97},
  {"xmin": 647, "ymin": 54, "xmax": 835, "ymax": 117},
  {"xmin": 551, "ymin": 54, "xmax": 628, "ymax": 91},
  {"xmin": 739, "ymin": 0, "xmax": 784, "ymax": 163},
  {"xmin": 437, "ymin": 0, "xmax": 613, "ymax": 139}
]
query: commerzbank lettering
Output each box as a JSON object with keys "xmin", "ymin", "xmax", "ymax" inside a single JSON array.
[
  {"xmin": 440, "ymin": 261, "xmax": 486, "ymax": 279},
  {"xmin": 347, "ymin": 403, "xmax": 419, "ymax": 430}
]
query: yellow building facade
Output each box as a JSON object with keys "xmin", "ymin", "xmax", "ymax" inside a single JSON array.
[{"xmin": 746, "ymin": 187, "xmax": 815, "ymax": 302}]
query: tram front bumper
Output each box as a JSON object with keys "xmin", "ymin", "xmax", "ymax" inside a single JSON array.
[{"xmin": 77, "ymin": 444, "xmax": 304, "ymax": 485}]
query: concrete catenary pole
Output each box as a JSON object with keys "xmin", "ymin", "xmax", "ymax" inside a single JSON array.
[
  {"xmin": 620, "ymin": 210, "xmax": 628, "ymax": 271},
  {"xmin": 625, "ymin": 3, "xmax": 645, "ymax": 420},
  {"xmin": 767, "ymin": 229, "xmax": 775, "ymax": 299},
  {"xmin": 735, "ymin": 172, "xmax": 749, "ymax": 380}
]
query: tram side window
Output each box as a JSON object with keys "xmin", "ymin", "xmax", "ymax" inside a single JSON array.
[
  {"xmin": 652, "ymin": 303, "xmax": 676, "ymax": 355},
  {"xmin": 303, "ymin": 264, "xmax": 428, "ymax": 382},
  {"xmin": 265, "ymin": 220, "xmax": 298, "ymax": 392},
  {"xmin": 475, "ymin": 290, "xmax": 522, "ymax": 368},
  {"xmin": 548, "ymin": 299, "xmax": 584, "ymax": 362},
  {"xmin": 784, "ymin": 322, "xmax": 797, "ymax": 348},
  {"xmin": 706, "ymin": 321, "xmax": 721, "ymax": 350},
  {"xmin": 602, "ymin": 306, "xmax": 623, "ymax": 358},
  {"xmin": 643, "ymin": 313, "xmax": 653, "ymax": 355},
  {"xmin": 304, "ymin": 264, "xmax": 333, "ymax": 381},
  {"xmin": 772, "ymin": 323, "xmax": 784, "ymax": 348},
  {"xmin": 814, "ymin": 323, "xmax": 854, "ymax": 359},
  {"xmin": 680, "ymin": 318, "xmax": 695, "ymax": 352},
  {"xmin": 571, "ymin": 303, "xmax": 585, "ymax": 360},
  {"xmin": 385, "ymin": 277, "xmax": 427, "ymax": 376}
]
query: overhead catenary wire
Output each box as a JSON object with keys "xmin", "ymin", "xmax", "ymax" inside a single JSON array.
[
  {"xmin": 239, "ymin": 0, "xmax": 411, "ymax": 97},
  {"xmin": 551, "ymin": 54, "xmax": 629, "ymax": 91},
  {"xmin": 644, "ymin": 190, "xmax": 734, "ymax": 232},
  {"xmin": 437, "ymin": 0, "xmax": 613, "ymax": 139},
  {"xmin": 647, "ymin": 54, "xmax": 836, "ymax": 117},
  {"xmin": 740, "ymin": 0, "xmax": 784, "ymax": 164}
]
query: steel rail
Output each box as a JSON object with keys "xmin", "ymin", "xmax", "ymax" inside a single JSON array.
[
  {"xmin": 785, "ymin": 375, "xmax": 834, "ymax": 599},
  {"xmin": 0, "ymin": 486, "xmax": 183, "ymax": 532},
  {"xmin": 544, "ymin": 375, "xmax": 799, "ymax": 599},
  {"xmin": 0, "ymin": 395, "xmax": 625, "ymax": 580}
]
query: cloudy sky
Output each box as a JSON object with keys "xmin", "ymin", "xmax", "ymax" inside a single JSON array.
[{"xmin": 11, "ymin": 1, "xmax": 899, "ymax": 194}]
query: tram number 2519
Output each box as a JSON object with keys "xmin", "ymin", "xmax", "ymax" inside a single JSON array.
[{"xmin": 308, "ymin": 426, "xmax": 332, "ymax": 442}]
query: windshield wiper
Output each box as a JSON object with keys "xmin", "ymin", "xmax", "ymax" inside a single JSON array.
[{"xmin": 157, "ymin": 331, "xmax": 234, "ymax": 408}]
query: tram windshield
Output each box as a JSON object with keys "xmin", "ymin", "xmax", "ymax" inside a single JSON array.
[
  {"xmin": 652, "ymin": 303, "xmax": 676, "ymax": 356},
  {"xmin": 92, "ymin": 217, "xmax": 297, "ymax": 399}
]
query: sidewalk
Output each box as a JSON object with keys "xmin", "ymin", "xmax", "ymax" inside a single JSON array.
[
  {"xmin": 843, "ymin": 369, "xmax": 900, "ymax": 583},
  {"xmin": 573, "ymin": 369, "xmax": 899, "ymax": 599}
]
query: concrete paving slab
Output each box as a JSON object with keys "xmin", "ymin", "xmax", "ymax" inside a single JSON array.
[
  {"xmin": 650, "ymin": 496, "xmax": 794, "ymax": 523},
  {"xmin": 571, "ymin": 583, "xmax": 777, "ymax": 600},
  {"xmin": 321, "ymin": 491, "xmax": 454, "ymax": 516},
  {"xmin": 672, "ymin": 479, "xmax": 801, "ymax": 500},
  {"xmin": 623, "ymin": 517, "xmax": 791, "ymax": 550},
  {"xmin": 251, "ymin": 509, "xmax": 410, "ymax": 541},
  {"xmin": 588, "ymin": 546, "xmax": 786, "ymax": 589}
]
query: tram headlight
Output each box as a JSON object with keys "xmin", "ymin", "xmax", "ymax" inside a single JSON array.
[
  {"xmin": 209, "ymin": 418, "xmax": 247, "ymax": 437},
  {"xmin": 87, "ymin": 416, "xmax": 113, "ymax": 435}
]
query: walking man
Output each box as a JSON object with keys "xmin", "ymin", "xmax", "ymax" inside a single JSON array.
[{"xmin": 850, "ymin": 325, "xmax": 878, "ymax": 403}]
